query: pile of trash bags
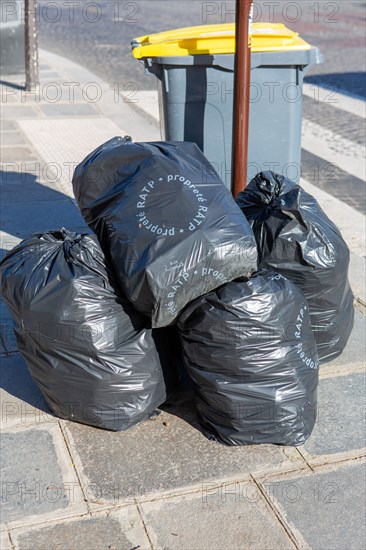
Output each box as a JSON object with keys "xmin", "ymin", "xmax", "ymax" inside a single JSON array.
[{"xmin": 0, "ymin": 139, "xmax": 354, "ymax": 446}]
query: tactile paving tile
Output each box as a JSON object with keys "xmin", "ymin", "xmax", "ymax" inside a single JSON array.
[{"xmin": 18, "ymin": 118, "xmax": 124, "ymax": 197}]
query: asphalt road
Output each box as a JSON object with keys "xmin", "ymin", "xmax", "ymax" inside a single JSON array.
[
  {"xmin": 38, "ymin": 0, "xmax": 216, "ymax": 90},
  {"xmin": 37, "ymin": 0, "xmax": 366, "ymax": 96}
]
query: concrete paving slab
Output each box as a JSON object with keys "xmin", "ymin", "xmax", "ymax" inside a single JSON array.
[
  {"xmin": 31, "ymin": 86, "xmax": 84, "ymax": 104},
  {"xmin": 1, "ymin": 94, "xmax": 21, "ymax": 104},
  {"xmin": 128, "ymin": 90, "xmax": 159, "ymax": 124},
  {"xmin": 52, "ymin": 63, "xmax": 101, "ymax": 85},
  {"xmin": 4, "ymin": 90, "xmax": 42, "ymax": 105},
  {"xmin": 0, "ymin": 199, "xmax": 88, "ymax": 239},
  {"xmin": 1, "ymin": 424, "xmax": 87, "ymax": 529},
  {"xmin": 11, "ymin": 507, "xmax": 151, "ymax": 550},
  {"xmin": 39, "ymin": 71, "xmax": 62, "ymax": 79},
  {"xmin": 0, "ymin": 132, "xmax": 26, "ymax": 146},
  {"xmin": 39, "ymin": 103, "xmax": 99, "ymax": 118},
  {"xmin": 0, "ymin": 162, "xmax": 81, "ymax": 199},
  {"xmin": 0, "ymin": 106, "xmax": 39, "ymax": 119},
  {"xmin": 1, "ymin": 161, "xmax": 47, "ymax": 176},
  {"xmin": 18, "ymin": 118, "xmax": 126, "ymax": 196},
  {"xmin": 304, "ymin": 372, "xmax": 366, "ymax": 462},
  {"xmin": 263, "ymin": 462, "xmax": 366, "ymax": 550},
  {"xmin": 0, "ymin": 531, "xmax": 11, "ymax": 550},
  {"xmin": 109, "ymin": 111, "xmax": 160, "ymax": 142},
  {"xmin": 319, "ymin": 308, "xmax": 366, "ymax": 375},
  {"xmin": 1, "ymin": 428, "xmax": 69, "ymax": 524},
  {"xmin": 141, "ymin": 484, "xmax": 294, "ymax": 550},
  {"xmin": 0, "ymin": 172, "xmax": 69, "ymax": 204},
  {"xmin": 65, "ymin": 401, "xmax": 303, "ymax": 505},
  {"xmin": 39, "ymin": 49, "xmax": 160, "ymax": 142},
  {"xmin": 0, "ymin": 121, "xmax": 18, "ymax": 131},
  {"xmin": 1, "ymin": 88, "xmax": 23, "ymax": 104},
  {"xmin": 0, "ymin": 147, "xmax": 38, "ymax": 163},
  {"xmin": 0, "ymin": 354, "xmax": 56, "ymax": 429},
  {"xmin": 1, "ymin": 74, "xmax": 26, "ymax": 86}
]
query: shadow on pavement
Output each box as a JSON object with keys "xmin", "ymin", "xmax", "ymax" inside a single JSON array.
[
  {"xmin": 160, "ymin": 392, "xmax": 203, "ymax": 434},
  {"xmin": 0, "ymin": 79, "xmax": 26, "ymax": 91},
  {"xmin": 0, "ymin": 169, "xmax": 88, "ymax": 249},
  {"xmin": 0, "ymin": 354, "xmax": 53, "ymax": 420},
  {"xmin": 305, "ymin": 72, "xmax": 366, "ymax": 100},
  {"xmin": 0, "ymin": 168, "xmax": 81, "ymax": 416}
]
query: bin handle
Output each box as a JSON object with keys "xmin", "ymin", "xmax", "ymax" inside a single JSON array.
[{"xmin": 213, "ymin": 54, "xmax": 262, "ymax": 71}]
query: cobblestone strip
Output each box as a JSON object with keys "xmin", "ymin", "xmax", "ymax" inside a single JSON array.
[{"xmin": 302, "ymin": 95, "xmax": 366, "ymax": 146}]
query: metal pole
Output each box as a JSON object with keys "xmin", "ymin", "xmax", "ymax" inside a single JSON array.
[
  {"xmin": 232, "ymin": 0, "xmax": 253, "ymax": 197},
  {"xmin": 25, "ymin": 0, "xmax": 39, "ymax": 91}
]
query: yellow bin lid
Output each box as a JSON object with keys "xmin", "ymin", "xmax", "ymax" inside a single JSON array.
[{"xmin": 132, "ymin": 22, "xmax": 313, "ymax": 59}]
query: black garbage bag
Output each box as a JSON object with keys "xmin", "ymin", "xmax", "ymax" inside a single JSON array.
[
  {"xmin": 0, "ymin": 229, "xmax": 166, "ymax": 431},
  {"xmin": 236, "ymin": 172, "xmax": 354, "ymax": 363},
  {"xmin": 72, "ymin": 137, "xmax": 257, "ymax": 328},
  {"xmin": 178, "ymin": 272, "xmax": 319, "ymax": 446}
]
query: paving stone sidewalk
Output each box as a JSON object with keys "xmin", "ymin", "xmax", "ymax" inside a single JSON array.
[{"xmin": 0, "ymin": 54, "xmax": 365, "ymax": 550}]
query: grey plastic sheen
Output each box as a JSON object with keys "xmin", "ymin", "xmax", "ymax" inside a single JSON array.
[
  {"xmin": 0, "ymin": 231, "xmax": 167, "ymax": 431},
  {"xmin": 142, "ymin": 48, "xmax": 322, "ymax": 188}
]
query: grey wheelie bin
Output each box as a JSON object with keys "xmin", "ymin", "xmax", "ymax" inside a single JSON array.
[{"xmin": 132, "ymin": 23, "xmax": 322, "ymax": 188}]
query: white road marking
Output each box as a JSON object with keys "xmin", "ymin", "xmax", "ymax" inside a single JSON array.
[
  {"xmin": 303, "ymin": 83, "xmax": 366, "ymax": 119},
  {"xmin": 302, "ymin": 119, "xmax": 366, "ymax": 182}
]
